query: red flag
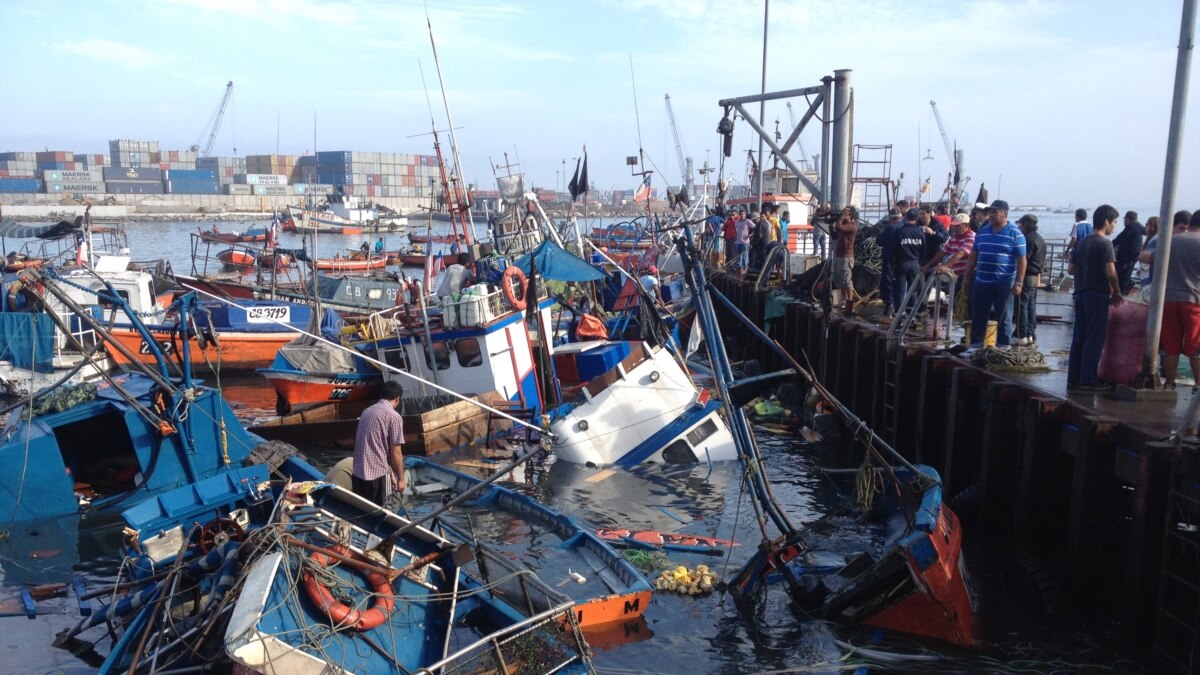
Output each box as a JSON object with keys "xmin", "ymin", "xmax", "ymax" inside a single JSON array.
[{"xmin": 633, "ymin": 174, "xmax": 651, "ymax": 202}]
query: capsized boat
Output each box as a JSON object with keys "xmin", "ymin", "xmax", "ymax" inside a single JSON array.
[
  {"xmin": 404, "ymin": 457, "xmax": 655, "ymax": 629},
  {"xmin": 675, "ymin": 220, "xmax": 978, "ymax": 645},
  {"xmin": 64, "ymin": 457, "xmax": 591, "ymax": 674}
]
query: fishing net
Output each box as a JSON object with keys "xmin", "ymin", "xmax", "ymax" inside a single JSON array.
[{"xmin": 29, "ymin": 381, "xmax": 96, "ymax": 417}]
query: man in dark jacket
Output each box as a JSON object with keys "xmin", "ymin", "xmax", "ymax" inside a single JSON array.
[
  {"xmin": 893, "ymin": 208, "xmax": 927, "ymax": 313},
  {"xmin": 1015, "ymin": 214, "xmax": 1046, "ymax": 345},
  {"xmin": 1113, "ymin": 210, "xmax": 1145, "ymax": 294},
  {"xmin": 877, "ymin": 207, "xmax": 903, "ymax": 317},
  {"xmin": 919, "ymin": 205, "xmax": 950, "ymax": 267}
]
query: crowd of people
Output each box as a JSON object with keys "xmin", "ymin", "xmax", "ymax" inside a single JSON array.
[{"xmin": 711, "ymin": 204, "xmax": 791, "ymax": 274}]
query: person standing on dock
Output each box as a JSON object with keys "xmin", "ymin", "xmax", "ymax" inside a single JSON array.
[
  {"xmin": 830, "ymin": 206, "xmax": 858, "ymax": 315},
  {"xmin": 1015, "ymin": 214, "xmax": 1046, "ymax": 345},
  {"xmin": 811, "ymin": 207, "xmax": 830, "ymax": 258},
  {"xmin": 877, "ymin": 207, "xmax": 903, "ymax": 318},
  {"xmin": 723, "ymin": 211, "xmax": 738, "ymax": 266},
  {"xmin": 919, "ymin": 205, "xmax": 949, "ymax": 267},
  {"xmin": 893, "ymin": 208, "xmax": 927, "ymax": 315},
  {"xmin": 1113, "ymin": 211, "xmax": 1145, "ymax": 295},
  {"xmin": 352, "ymin": 380, "xmax": 406, "ymax": 505},
  {"xmin": 1148, "ymin": 210, "xmax": 1200, "ymax": 389},
  {"xmin": 962, "ymin": 200, "xmax": 1027, "ymax": 351},
  {"xmin": 1064, "ymin": 208, "xmax": 1091, "ymax": 260},
  {"xmin": 1139, "ymin": 210, "xmax": 1191, "ymax": 293},
  {"xmin": 735, "ymin": 210, "xmax": 752, "ymax": 273},
  {"xmin": 1067, "ymin": 205, "xmax": 1122, "ymax": 392},
  {"xmin": 925, "ymin": 212, "xmax": 976, "ymax": 321}
]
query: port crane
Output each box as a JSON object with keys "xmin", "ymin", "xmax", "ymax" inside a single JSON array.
[
  {"xmin": 191, "ymin": 81, "xmax": 234, "ymax": 157},
  {"xmin": 664, "ymin": 94, "xmax": 694, "ymax": 200},
  {"xmin": 929, "ymin": 100, "xmax": 967, "ymax": 207}
]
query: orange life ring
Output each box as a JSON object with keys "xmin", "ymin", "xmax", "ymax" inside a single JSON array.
[
  {"xmin": 301, "ymin": 545, "xmax": 395, "ymax": 631},
  {"xmin": 502, "ymin": 266, "xmax": 528, "ymax": 311}
]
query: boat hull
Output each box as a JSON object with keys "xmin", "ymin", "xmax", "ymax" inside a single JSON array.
[
  {"xmin": 258, "ymin": 368, "xmax": 382, "ymax": 413},
  {"xmin": 108, "ymin": 327, "xmax": 294, "ymax": 371},
  {"xmin": 310, "ymin": 256, "xmax": 388, "ymax": 272}
]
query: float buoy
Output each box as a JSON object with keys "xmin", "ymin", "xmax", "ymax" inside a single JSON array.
[
  {"xmin": 502, "ymin": 266, "xmax": 528, "ymax": 310},
  {"xmin": 301, "ymin": 545, "xmax": 395, "ymax": 630}
]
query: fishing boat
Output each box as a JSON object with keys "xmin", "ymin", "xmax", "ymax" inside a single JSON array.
[
  {"xmin": 64, "ymin": 459, "xmax": 592, "ymax": 674},
  {"xmin": 408, "ymin": 231, "xmax": 458, "ymax": 244},
  {"xmin": 309, "ymin": 254, "xmax": 389, "ymax": 272},
  {"xmin": 404, "ymin": 457, "xmax": 655, "ymax": 629},
  {"xmin": 676, "ymin": 221, "xmax": 978, "ymax": 645},
  {"xmin": 106, "ymin": 299, "xmax": 321, "ymax": 373},
  {"xmin": 216, "ymin": 248, "xmax": 256, "ymax": 268},
  {"xmin": 392, "ymin": 250, "xmax": 447, "ymax": 268},
  {"xmin": 286, "ymin": 189, "xmax": 406, "ymax": 234},
  {"xmin": 0, "ymin": 279, "xmax": 264, "ymax": 530},
  {"xmin": 595, "ymin": 528, "xmax": 737, "ymax": 555},
  {"xmin": 197, "ymin": 224, "xmax": 268, "ymax": 243}
]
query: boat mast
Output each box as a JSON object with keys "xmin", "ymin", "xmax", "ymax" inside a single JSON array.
[{"xmin": 425, "ymin": 13, "xmax": 477, "ymax": 245}]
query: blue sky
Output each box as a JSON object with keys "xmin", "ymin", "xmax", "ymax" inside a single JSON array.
[{"xmin": 2, "ymin": 0, "xmax": 1197, "ymax": 209}]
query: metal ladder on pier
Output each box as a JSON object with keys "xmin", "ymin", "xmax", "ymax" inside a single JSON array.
[{"xmin": 877, "ymin": 271, "xmax": 958, "ymax": 442}]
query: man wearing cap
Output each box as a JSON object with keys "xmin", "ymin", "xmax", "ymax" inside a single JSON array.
[
  {"xmin": 353, "ymin": 380, "xmax": 406, "ymax": 505},
  {"xmin": 962, "ymin": 200, "xmax": 1027, "ymax": 351},
  {"xmin": 1113, "ymin": 210, "xmax": 1145, "ymax": 295},
  {"xmin": 876, "ymin": 207, "xmax": 903, "ymax": 317},
  {"xmin": 1015, "ymin": 214, "xmax": 1046, "ymax": 345},
  {"xmin": 893, "ymin": 208, "xmax": 927, "ymax": 314},
  {"xmin": 639, "ymin": 265, "xmax": 661, "ymax": 303},
  {"xmin": 925, "ymin": 213, "xmax": 976, "ymax": 279}
]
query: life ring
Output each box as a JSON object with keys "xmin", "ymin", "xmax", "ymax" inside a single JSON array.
[
  {"xmin": 502, "ymin": 266, "xmax": 528, "ymax": 311},
  {"xmin": 301, "ymin": 545, "xmax": 395, "ymax": 631}
]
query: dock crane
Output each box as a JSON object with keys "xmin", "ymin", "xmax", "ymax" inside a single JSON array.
[
  {"xmin": 191, "ymin": 81, "xmax": 234, "ymax": 157},
  {"xmin": 929, "ymin": 100, "xmax": 967, "ymax": 206},
  {"xmin": 664, "ymin": 94, "xmax": 694, "ymax": 200}
]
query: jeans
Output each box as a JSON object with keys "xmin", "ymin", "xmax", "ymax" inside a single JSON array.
[
  {"xmin": 813, "ymin": 231, "xmax": 828, "ymax": 258},
  {"xmin": 734, "ymin": 243, "xmax": 748, "ymax": 269},
  {"xmin": 969, "ymin": 282, "xmax": 1015, "ymax": 347},
  {"xmin": 1016, "ymin": 274, "xmax": 1039, "ymax": 339},
  {"xmin": 1068, "ymin": 289, "xmax": 1111, "ymax": 386},
  {"xmin": 894, "ymin": 261, "xmax": 921, "ymax": 314},
  {"xmin": 879, "ymin": 260, "xmax": 895, "ymax": 312}
]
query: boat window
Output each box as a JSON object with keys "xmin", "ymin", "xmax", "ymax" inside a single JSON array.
[
  {"xmin": 424, "ymin": 341, "xmax": 451, "ymax": 370},
  {"xmin": 661, "ymin": 439, "xmax": 698, "ymax": 464},
  {"xmin": 454, "ymin": 338, "xmax": 482, "ymax": 367},
  {"xmin": 54, "ymin": 409, "xmax": 140, "ymax": 501},
  {"xmin": 98, "ymin": 290, "xmax": 130, "ymax": 310},
  {"xmin": 381, "ymin": 347, "xmax": 409, "ymax": 371},
  {"xmin": 686, "ymin": 419, "xmax": 718, "ymax": 446}
]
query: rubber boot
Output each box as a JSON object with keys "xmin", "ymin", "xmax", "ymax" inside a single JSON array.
[
  {"xmin": 830, "ymin": 289, "xmax": 843, "ymax": 315},
  {"xmin": 844, "ymin": 297, "xmax": 856, "ymax": 317}
]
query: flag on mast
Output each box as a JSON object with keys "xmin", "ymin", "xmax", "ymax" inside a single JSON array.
[
  {"xmin": 634, "ymin": 174, "xmax": 652, "ymax": 202},
  {"xmin": 568, "ymin": 151, "xmax": 589, "ymax": 201}
]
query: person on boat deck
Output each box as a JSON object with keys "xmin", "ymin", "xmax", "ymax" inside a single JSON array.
[
  {"xmin": 437, "ymin": 252, "xmax": 475, "ymax": 299},
  {"xmin": 1145, "ymin": 210, "xmax": 1200, "ymax": 390},
  {"xmin": 962, "ymin": 199, "xmax": 1026, "ymax": 351},
  {"xmin": 780, "ymin": 210, "xmax": 791, "ymax": 253},
  {"xmin": 352, "ymin": 380, "xmax": 406, "ymax": 505},
  {"xmin": 639, "ymin": 265, "xmax": 660, "ymax": 303},
  {"xmin": 360, "ymin": 241, "xmax": 370, "ymax": 254},
  {"xmin": 1113, "ymin": 211, "xmax": 1145, "ymax": 295},
  {"xmin": 450, "ymin": 234, "xmax": 466, "ymax": 255},
  {"xmin": 1014, "ymin": 214, "xmax": 1046, "ymax": 346},
  {"xmin": 374, "ymin": 237, "xmax": 385, "ymax": 254},
  {"xmin": 1067, "ymin": 205, "xmax": 1122, "ymax": 392}
]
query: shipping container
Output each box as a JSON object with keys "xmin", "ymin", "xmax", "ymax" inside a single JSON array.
[
  {"xmin": 0, "ymin": 178, "xmax": 41, "ymax": 193},
  {"xmin": 46, "ymin": 181, "xmax": 106, "ymax": 194},
  {"xmin": 105, "ymin": 180, "xmax": 164, "ymax": 194},
  {"xmin": 292, "ymin": 184, "xmax": 334, "ymax": 195},
  {"xmin": 316, "ymin": 151, "xmax": 353, "ymax": 164},
  {"xmin": 42, "ymin": 169, "xmax": 104, "ymax": 182},
  {"xmin": 252, "ymin": 185, "xmax": 291, "ymax": 196},
  {"xmin": 0, "ymin": 152, "xmax": 35, "ymax": 161},
  {"xmin": 103, "ymin": 166, "xmax": 163, "ymax": 181},
  {"xmin": 234, "ymin": 173, "xmax": 288, "ymax": 186},
  {"xmin": 164, "ymin": 181, "xmax": 219, "ymax": 195},
  {"xmin": 163, "ymin": 169, "xmax": 216, "ymax": 181},
  {"xmin": 226, "ymin": 184, "xmax": 252, "ymax": 195}
]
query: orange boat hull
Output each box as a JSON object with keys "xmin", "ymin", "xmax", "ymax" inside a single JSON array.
[
  {"xmin": 107, "ymin": 328, "xmax": 293, "ymax": 371},
  {"xmin": 311, "ymin": 257, "xmax": 388, "ymax": 272},
  {"xmin": 569, "ymin": 590, "xmax": 653, "ymax": 629}
]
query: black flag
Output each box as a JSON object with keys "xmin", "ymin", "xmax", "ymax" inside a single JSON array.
[
  {"xmin": 578, "ymin": 153, "xmax": 588, "ymax": 198},
  {"xmin": 567, "ymin": 158, "xmax": 582, "ymax": 200}
]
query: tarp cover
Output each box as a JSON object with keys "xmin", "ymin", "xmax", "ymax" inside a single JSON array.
[
  {"xmin": 0, "ymin": 312, "xmax": 55, "ymax": 373},
  {"xmin": 0, "ymin": 218, "xmax": 63, "ymax": 240},
  {"xmin": 513, "ymin": 240, "xmax": 604, "ymax": 282},
  {"xmin": 278, "ymin": 308, "xmax": 356, "ymax": 373}
]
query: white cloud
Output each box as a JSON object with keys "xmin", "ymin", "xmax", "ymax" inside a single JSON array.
[{"xmin": 48, "ymin": 38, "xmax": 167, "ymax": 71}]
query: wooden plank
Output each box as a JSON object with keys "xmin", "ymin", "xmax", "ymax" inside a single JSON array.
[{"xmin": 586, "ymin": 469, "xmax": 618, "ymax": 483}]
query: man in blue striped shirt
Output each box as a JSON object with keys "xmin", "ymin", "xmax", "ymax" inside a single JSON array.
[{"xmin": 961, "ymin": 200, "xmax": 1027, "ymax": 350}]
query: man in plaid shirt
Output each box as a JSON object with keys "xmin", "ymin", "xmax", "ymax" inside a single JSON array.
[{"xmin": 352, "ymin": 380, "xmax": 406, "ymax": 505}]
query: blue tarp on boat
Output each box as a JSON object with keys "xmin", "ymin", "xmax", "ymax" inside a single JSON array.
[
  {"xmin": 514, "ymin": 240, "xmax": 605, "ymax": 282},
  {"xmin": 0, "ymin": 312, "xmax": 55, "ymax": 372}
]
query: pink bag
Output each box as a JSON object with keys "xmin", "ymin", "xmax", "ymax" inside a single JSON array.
[{"xmin": 1099, "ymin": 301, "xmax": 1148, "ymax": 385}]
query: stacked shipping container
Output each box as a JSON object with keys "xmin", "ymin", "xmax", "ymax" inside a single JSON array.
[
  {"xmin": 44, "ymin": 168, "xmax": 106, "ymax": 195},
  {"xmin": 103, "ymin": 166, "xmax": 164, "ymax": 194},
  {"xmin": 197, "ymin": 156, "xmax": 247, "ymax": 187},
  {"xmin": 0, "ymin": 152, "xmax": 37, "ymax": 179},
  {"xmin": 163, "ymin": 169, "xmax": 219, "ymax": 195},
  {"xmin": 109, "ymin": 139, "xmax": 159, "ymax": 168},
  {"xmin": 314, "ymin": 151, "xmax": 440, "ymax": 199}
]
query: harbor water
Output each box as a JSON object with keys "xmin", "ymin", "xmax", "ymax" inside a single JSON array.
[{"xmin": 0, "ymin": 213, "xmax": 1148, "ymax": 673}]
